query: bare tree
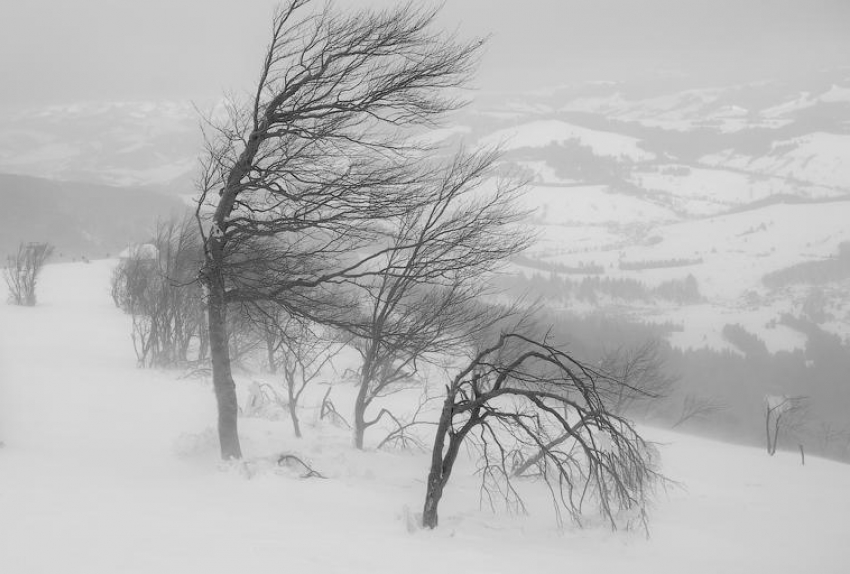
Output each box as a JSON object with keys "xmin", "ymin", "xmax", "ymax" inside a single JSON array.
[
  {"xmin": 254, "ymin": 307, "xmax": 346, "ymax": 438},
  {"xmin": 350, "ymin": 150, "xmax": 530, "ymax": 449},
  {"xmin": 112, "ymin": 216, "xmax": 207, "ymax": 368},
  {"xmin": 597, "ymin": 340, "xmax": 677, "ymax": 417},
  {"xmin": 764, "ymin": 395, "xmax": 808, "ymax": 456},
  {"xmin": 194, "ymin": 0, "xmax": 486, "ymax": 459},
  {"xmin": 422, "ymin": 332, "xmax": 658, "ymax": 530},
  {"xmin": 671, "ymin": 393, "xmax": 727, "ymax": 429},
  {"xmin": 4, "ymin": 242, "xmax": 54, "ymax": 306}
]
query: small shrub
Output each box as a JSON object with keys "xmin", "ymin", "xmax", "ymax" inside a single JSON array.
[{"xmin": 3, "ymin": 242, "xmax": 54, "ymax": 306}]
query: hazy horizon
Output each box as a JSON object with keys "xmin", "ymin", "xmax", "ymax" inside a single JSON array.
[{"xmin": 2, "ymin": 0, "xmax": 849, "ymax": 107}]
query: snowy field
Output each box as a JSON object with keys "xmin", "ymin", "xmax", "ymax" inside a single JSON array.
[{"xmin": 2, "ymin": 261, "xmax": 849, "ymax": 573}]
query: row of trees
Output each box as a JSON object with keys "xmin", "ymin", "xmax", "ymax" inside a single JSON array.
[{"xmin": 112, "ymin": 218, "xmax": 208, "ymax": 368}]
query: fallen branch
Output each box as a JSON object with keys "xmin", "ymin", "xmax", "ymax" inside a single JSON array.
[{"xmin": 277, "ymin": 454, "xmax": 327, "ymax": 479}]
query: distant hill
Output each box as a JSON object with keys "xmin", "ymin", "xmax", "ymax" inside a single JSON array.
[{"xmin": 0, "ymin": 173, "xmax": 187, "ymax": 259}]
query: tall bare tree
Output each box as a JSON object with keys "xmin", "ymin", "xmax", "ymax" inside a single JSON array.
[
  {"xmin": 422, "ymin": 332, "xmax": 658, "ymax": 530},
  {"xmin": 351, "ymin": 149, "xmax": 530, "ymax": 449},
  {"xmin": 195, "ymin": 0, "xmax": 485, "ymax": 459}
]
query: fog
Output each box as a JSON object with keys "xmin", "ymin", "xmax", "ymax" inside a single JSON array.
[
  {"xmin": 2, "ymin": 0, "xmax": 849, "ymax": 106},
  {"xmin": 2, "ymin": 1, "xmax": 849, "ymax": 571}
]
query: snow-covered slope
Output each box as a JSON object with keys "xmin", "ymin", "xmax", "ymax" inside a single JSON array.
[
  {"xmin": 1, "ymin": 261, "xmax": 848, "ymax": 573},
  {"xmin": 466, "ymin": 72, "xmax": 850, "ymax": 352},
  {"xmin": 701, "ymin": 132, "xmax": 850, "ymax": 189}
]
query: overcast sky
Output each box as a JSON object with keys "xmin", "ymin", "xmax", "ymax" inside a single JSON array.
[{"xmin": 1, "ymin": 0, "xmax": 848, "ymax": 107}]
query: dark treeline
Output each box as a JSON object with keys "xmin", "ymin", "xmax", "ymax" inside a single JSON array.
[
  {"xmin": 763, "ymin": 242, "xmax": 850, "ymax": 289},
  {"xmin": 619, "ymin": 257, "xmax": 703, "ymax": 271},
  {"xmin": 500, "ymin": 271, "xmax": 702, "ymax": 305},
  {"xmin": 511, "ymin": 139, "xmax": 633, "ymax": 184},
  {"xmin": 511, "ymin": 254, "xmax": 604, "ymax": 274}
]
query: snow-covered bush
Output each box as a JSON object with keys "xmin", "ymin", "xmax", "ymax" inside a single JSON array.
[{"xmin": 3, "ymin": 242, "xmax": 54, "ymax": 306}]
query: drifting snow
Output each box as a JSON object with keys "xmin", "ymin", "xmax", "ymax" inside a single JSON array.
[{"xmin": 1, "ymin": 261, "xmax": 848, "ymax": 573}]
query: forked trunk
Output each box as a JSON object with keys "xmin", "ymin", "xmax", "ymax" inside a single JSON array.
[{"xmin": 422, "ymin": 392, "xmax": 462, "ymax": 529}]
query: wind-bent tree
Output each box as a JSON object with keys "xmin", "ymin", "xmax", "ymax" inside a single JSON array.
[
  {"xmin": 195, "ymin": 0, "xmax": 485, "ymax": 459},
  {"xmin": 351, "ymin": 149, "xmax": 530, "ymax": 449},
  {"xmin": 4, "ymin": 242, "xmax": 54, "ymax": 306},
  {"xmin": 422, "ymin": 333, "xmax": 658, "ymax": 529}
]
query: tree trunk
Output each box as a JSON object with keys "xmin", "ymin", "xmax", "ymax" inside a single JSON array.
[
  {"xmin": 287, "ymin": 383, "xmax": 302, "ymax": 438},
  {"xmin": 353, "ymin": 369, "xmax": 371, "ymax": 450},
  {"xmin": 765, "ymin": 409, "xmax": 773, "ymax": 455},
  {"xmin": 353, "ymin": 414, "xmax": 366, "ymax": 450},
  {"xmin": 422, "ymin": 479, "xmax": 444, "ymax": 529},
  {"xmin": 422, "ymin": 392, "xmax": 460, "ymax": 529},
  {"xmin": 207, "ymin": 278, "xmax": 242, "ymax": 460}
]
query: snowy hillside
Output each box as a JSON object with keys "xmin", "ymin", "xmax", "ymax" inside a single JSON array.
[
  {"xmin": 484, "ymin": 119, "xmax": 656, "ymax": 162},
  {"xmin": 1, "ymin": 261, "xmax": 848, "ymax": 573},
  {"xmin": 464, "ymin": 72, "xmax": 850, "ymax": 353}
]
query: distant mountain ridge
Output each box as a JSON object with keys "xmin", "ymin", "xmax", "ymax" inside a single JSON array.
[
  {"xmin": 468, "ymin": 71, "xmax": 850, "ymax": 354},
  {"xmin": 0, "ymin": 173, "xmax": 186, "ymax": 259}
]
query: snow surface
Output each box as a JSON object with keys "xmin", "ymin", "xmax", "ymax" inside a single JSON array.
[
  {"xmin": 1, "ymin": 261, "xmax": 849, "ymax": 573},
  {"xmin": 523, "ymin": 184, "xmax": 678, "ymax": 226},
  {"xmin": 700, "ymin": 133, "xmax": 850, "ymax": 190}
]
